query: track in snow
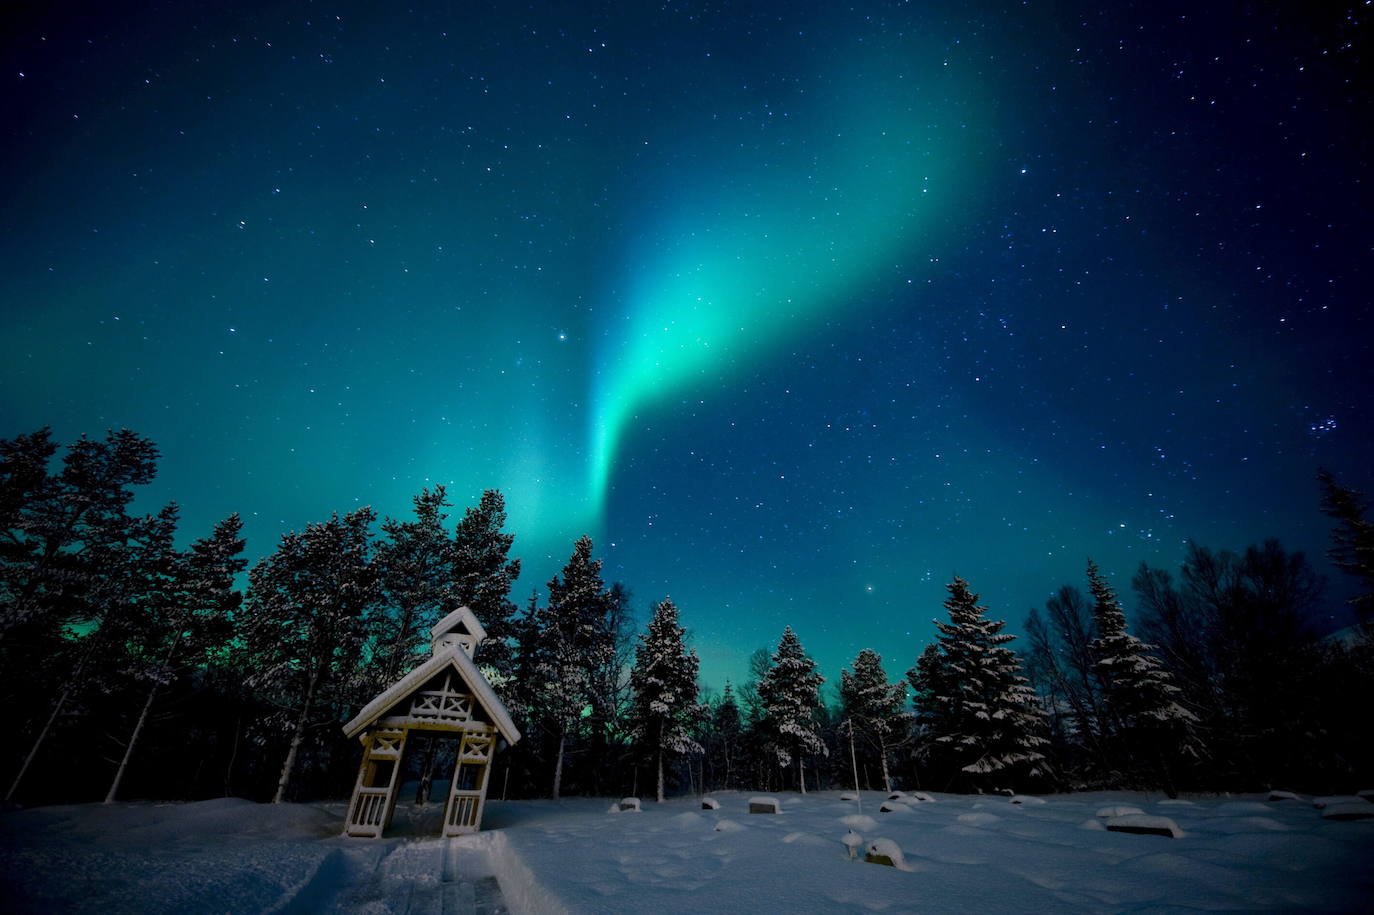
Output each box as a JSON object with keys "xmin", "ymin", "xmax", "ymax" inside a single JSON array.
[{"xmin": 274, "ymin": 837, "xmax": 508, "ymax": 914}]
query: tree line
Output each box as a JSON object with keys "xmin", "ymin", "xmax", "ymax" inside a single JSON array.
[{"xmin": 2, "ymin": 427, "xmax": 1370, "ymax": 807}]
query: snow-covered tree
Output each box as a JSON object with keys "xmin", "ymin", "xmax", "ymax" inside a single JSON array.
[
  {"xmin": 839, "ymin": 648, "xmax": 908, "ymax": 792},
  {"xmin": 452, "ymin": 489, "xmax": 521, "ymax": 682},
  {"xmin": 1087, "ymin": 560, "xmax": 1197, "ymax": 793},
  {"xmin": 1021, "ymin": 584, "xmax": 1112, "ymax": 781},
  {"xmin": 104, "ymin": 513, "xmax": 246, "ymax": 803},
  {"xmin": 7, "ymin": 497, "xmax": 176, "ymax": 802},
  {"xmin": 921, "ymin": 577, "xmax": 1048, "ymax": 786},
  {"xmin": 0, "ymin": 428, "xmax": 159, "ymax": 644},
  {"xmin": 758, "ymin": 626, "xmax": 827, "ymax": 793},
  {"xmin": 627, "ymin": 598, "xmax": 704, "ymax": 802},
  {"xmin": 373, "ymin": 487, "xmax": 454, "ymax": 687},
  {"xmin": 3, "ymin": 429, "xmax": 166, "ymax": 801},
  {"xmin": 527, "ymin": 535, "xmax": 615, "ymax": 799},
  {"xmin": 240, "ymin": 508, "xmax": 380, "ymax": 803}
]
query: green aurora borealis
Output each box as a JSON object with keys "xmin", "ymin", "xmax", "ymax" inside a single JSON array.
[
  {"xmin": 592, "ymin": 50, "xmax": 976, "ymax": 505},
  {"xmin": 2, "ymin": 1, "xmax": 1369, "ymax": 690}
]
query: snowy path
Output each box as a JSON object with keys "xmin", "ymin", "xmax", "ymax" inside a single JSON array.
[{"xmin": 272, "ymin": 835, "xmax": 508, "ymax": 914}]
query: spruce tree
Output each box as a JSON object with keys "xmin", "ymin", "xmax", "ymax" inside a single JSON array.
[
  {"xmin": 709, "ymin": 682, "xmax": 742, "ymax": 791},
  {"xmin": 839, "ymin": 648, "xmax": 907, "ymax": 792},
  {"xmin": 627, "ymin": 598, "xmax": 703, "ymax": 802},
  {"xmin": 373, "ymin": 487, "xmax": 454, "ymax": 687},
  {"xmin": 1087, "ymin": 560, "xmax": 1197, "ymax": 793},
  {"xmin": 452, "ymin": 489, "xmax": 521, "ymax": 682},
  {"xmin": 530, "ymin": 535, "xmax": 614, "ymax": 799},
  {"xmin": 925, "ymin": 577, "xmax": 1048, "ymax": 787},
  {"xmin": 240, "ymin": 508, "xmax": 380, "ymax": 803},
  {"xmin": 758, "ymin": 626, "xmax": 826, "ymax": 793}
]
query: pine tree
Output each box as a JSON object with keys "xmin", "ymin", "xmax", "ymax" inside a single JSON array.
[
  {"xmin": 240, "ymin": 508, "xmax": 380, "ymax": 803},
  {"xmin": 708, "ymin": 682, "xmax": 742, "ymax": 791},
  {"xmin": 452, "ymin": 489, "xmax": 521, "ymax": 683},
  {"xmin": 839, "ymin": 649, "xmax": 907, "ymax": 792},
  {"xmin": 0, "ymin": 428, "xmax": 159, "ymax": 644},
  {"xmin": 1086, "ymin": 559, "xmax": 1196, "ymax": 794},
  {"xmin": 6, "ymin": 499, "xmax": 175, "ymax": 802},
  {"xmin": 627, "ymin": 598, "xmax": 704, "ymax": 802},
  {"xmin": 529, "ymin": 535, "xmax": 614, "ymax": 799},
  {"xmin": 1318, "ymin": 469, "xmax": 1374, "ymax": 625},
  {"xmin": 104, "ymin": 514, "xmax": 246, "ymax": 803},
  {"xmin": 758, "ymin": 626, "xmax": 826, "ymax": 793},
  {"xmin": 373, "ymin": 487, "xmax": 454, "ymax": 687},
  {"xmin": 924, "ymin": 577, "xmax": 1048, "ymax": 787}
]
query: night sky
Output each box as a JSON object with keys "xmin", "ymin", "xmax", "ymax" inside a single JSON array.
[{"xmin": 3, "ymin": 1, "xmax": 1369, "ymax": 693}]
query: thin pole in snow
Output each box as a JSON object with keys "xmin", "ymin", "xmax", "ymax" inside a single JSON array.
[{"xmin": 848, "ymin": 718, "xmax": 862, "ymax": 815}]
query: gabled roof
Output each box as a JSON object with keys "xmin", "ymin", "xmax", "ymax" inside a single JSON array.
[
  {"xmin": 431, "ymin": 605, "xmax": 487, "ymax": 644},
  {"xmin": 342, "ymin": 645, "xmax": 520, "ymax": 744}
]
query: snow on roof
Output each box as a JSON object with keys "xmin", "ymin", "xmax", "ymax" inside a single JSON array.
[
  {"xmin": 430, "ymin": 605, "xmax": 488, "ymax": 644},
  {"xmin": 341, "ymin": 645, "xmax": 520, "ymax": 744}
]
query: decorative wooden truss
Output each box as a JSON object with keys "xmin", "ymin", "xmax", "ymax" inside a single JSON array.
[{"xmin": 341, "ymin": 607, "xmax": 520, "ymax": 838}]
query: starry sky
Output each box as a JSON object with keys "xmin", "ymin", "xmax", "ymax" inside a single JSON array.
[{"xmin": 3, "ymin": 1, "xmax": 1370, "ymax": 693}]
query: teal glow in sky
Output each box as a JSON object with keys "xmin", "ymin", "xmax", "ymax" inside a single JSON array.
[
  {"xmin": 592, "ymin": 54, "xmax": 976, "ymax": 506},
  {"xmin": 2, "ymin": 1, "xmax": 1369, "ymax": 691}
]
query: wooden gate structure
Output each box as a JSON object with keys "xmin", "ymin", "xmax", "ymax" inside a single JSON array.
[{"xmin": 341, "ymin": 606, "xmax": 520, "ymax": 838}]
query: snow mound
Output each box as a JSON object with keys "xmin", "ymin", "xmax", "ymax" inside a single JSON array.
[
  {"xmin": 714, "ymin": 818, "xmax": 745, "ymax": 833},
  {"xmin": 1215, "ymin": 801, "xmax": 1271, "ymax": 815},
  {"xmin": 958, "ymin": 812, "xmax": 1001, "ymax": 826},
  {"xmin": 842, "ymin": 830, "xmax": 865, "ymax": 850},
  {"xmin": 1267, "ymin": 790, "xmax": 1301, "ymax": 801},
  {"xmin": 1157, "ymin": 798, "xmax": 1195, "ymax": 806},
  {"xmin": 1080, "ymin": 818, "xmax": 1107, "ymax": 831},
  {"xmin": 842, "ymin": 814, "xmax": 879, "ymax": 831},
  {"xmin": 670, "ymin": 812, "xmax": 704, "ymax": 829},
  {"xmin": 840, "ymin": 792, "xmax": 859, "ymax": 801},
  {"xmin": 748, "ymin": 796, "xmax": 781, "ymax": 814},
  {"xmin": 879, "ymin": 801, "xmax": 912, "ymax": 813},
  {"xmin": 782, "ymin": 831, "xmax": 829, "ymax": 847},
  {"xmin": 1321, "ymin": 802, "xmax": 1374, "ymax": 821},
  {"xmin": 1357, "ymin": 789, "xmax": 1373, "ymax": 801},
  {"xmin": 864, "ymin": 838, "xmax": 914, "ymax": 871},
  {"xmin": 701, "ymin": 797, "xmax": 721, "ymax": 810},
  {"xmin": 1199, "ymin": 816, "xmax": 1291, "ymax": 833},
  {"xmin": 618, "ymin": 797, "xmax": 642, "ymax": 812},
  {"xmin": 1313, "ymin": 796, "xmax": 1365, "ymax": 810},
  {"xmin": 1097, "ymin": 805, "xmax": 1145, "ymax": 819},
  {"xmin": 1009, "ymin": 795, "xmax": 1045, "ymax": 806},
  {"xmin": 1106, "ymin": 814, "xmax": 1183, "ymax": 838},
  {"xmin": 909, "ymin": 791, "xmax": 936, "ymax": 803},
  {"xmin": 886, "ymin": 791, "xmax": 908, "ymax": 802}
]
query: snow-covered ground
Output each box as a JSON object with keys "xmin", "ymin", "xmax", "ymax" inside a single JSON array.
[{"xmin": 3, "ymin": 790, "xmax": 1372, "ymax": 913}]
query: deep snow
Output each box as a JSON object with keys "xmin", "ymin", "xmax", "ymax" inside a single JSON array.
[{"xmin": 2, "ymin": 790, "xmax": 1372, "ymax": 913}]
